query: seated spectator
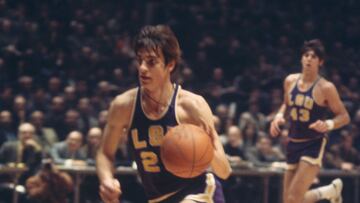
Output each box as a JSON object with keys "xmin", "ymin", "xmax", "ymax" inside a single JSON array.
[
  {"xmin": 242, "ymin": 123, "xmax": 258, "ymax": 149},
  {"xmin": 45, "ymin": 96, "xmax": 66, "ymax": 140},
  {"xmin": 25, "ymin": 161, "xmax": 73, "ymax": 203},
  {"xmin": 12, "ymin": 95, "xmax": 29, "ymax": 126},
  {"xmin": 325, "ymin": 130, "xmax": 360, "ymax": 170},
  {"xmin": 50, "ymin": 131, "xmax": 86, "ymax": 166},
  {"xmin": 97, "ymin": 110, "xmax": 108, "ymax": 130},
  {"xmin": 0, "ymin": 110, "xmax": 16, "ymax": 146},
  {"xmin": 77, "ymin": 97, "xmax": 98, "ymax": 133},
  {"xmin": 81, "ymin": 127, "xmax": 102, "ymax": 165},
  {"xmin": 0, "ymin": 123, "xmax": 42, "ymax": 183},
  {"xmin": 30, "ymin": 111, "xmax": 58, "ymax": 154},
  {"xmin": 245, "ymin": 136, "xmax": 285, "ymax": 168},
  {"xmin": 223, "ymin": 125, "xmax": 247, "ymax": 167},
  {"xmin": 238, "ymin": 100, "xmax": 267, "ymax": 132}
]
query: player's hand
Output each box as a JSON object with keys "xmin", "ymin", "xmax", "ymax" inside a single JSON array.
[
  {"xmin": 99, "ymin": 178, "xmax": 121, "ymax": 203},
  {"xmin": 309, "ymin": 120, "xmax": 328, "ymax": 133},
  {"xmin": 270, "ymin": 117, "xmax": 285, "ymax": 137}
]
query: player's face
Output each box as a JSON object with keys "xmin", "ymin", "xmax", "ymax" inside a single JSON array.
[
  {"xmin": 301, "ymin": 50, "xmax": 323, "ymax": 74},
  {"xmin": 136, "ymin": 49, "xmax": 173, "ymax": 91}
]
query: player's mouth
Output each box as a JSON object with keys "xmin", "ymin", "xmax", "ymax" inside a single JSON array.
[{"xmin": 140, "ymin": 75, "xmax": 151, "ymax": 83}]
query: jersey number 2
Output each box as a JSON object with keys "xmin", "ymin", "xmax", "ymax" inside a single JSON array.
[{"xmin": 141, "ymin": 151, "xmax": 160, "ymax": 172}]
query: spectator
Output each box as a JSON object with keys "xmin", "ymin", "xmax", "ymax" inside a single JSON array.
[
  {"xmin": 0, "ymin": 123, "xmax": 42, "ymax": 183},
  {"xmin": 97, "ymin": 110, "xmax": 108, "ymax": 130},
  {"xmin": 50, "ymin": 131, "xmax": 86, "ymax": 166},
  {"xmin": 325, "ymin": 130, "xmax": 360, "ymax": 170},
  {"xmin": 45, "ymin": 96, "xmax": 66, "ymax": 139},
  {"xmin": 238, "ymin": 100, "xmax": 267, "ymax": 132},
  {"xmin": 245, "ymin": 136, "xmax": 284, "ymax": 168},
  {"xmin": 25, "ymin": 162, "xmax": 73, "ymax": 203},
  {"xmin": 224, "ymin": 126, "xmax": 247, "ymax": 167},
  {"xmin": 12, "ymin": 95, "xmax": 28, "ymax": 126},
  {"xmin": 77, "ymin": 97, "xmax": 98, "ymax": 133},
  {"xmin": 30, "ymin": 111, "xmax": 58, "ymax": 154},
  {"xmin": 0, "ymin": 110, "xmax": 16, "ymax": 145},
  {"xmin": 81, "ymin": 127, "xmax": 102, "ymax": 165},
  {"xmin": 47, "ymin": 77, "xmax": 62, "ymax": 97}
]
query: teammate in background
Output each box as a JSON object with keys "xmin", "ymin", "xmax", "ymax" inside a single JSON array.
[
  {"xmin": 270, "ymin": 39, "xmax": 350, "ymax": 203},
  {"xmin": 96, "ymin": 25, "xmax": 231, "ymax": 203}
]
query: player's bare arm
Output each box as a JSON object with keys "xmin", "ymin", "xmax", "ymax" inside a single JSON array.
[
  {"xmin": 309, "ymin": 80, "xmax": 350, "ymax": 132},
  {"xmin": 176, "ymin": 90, "xmax": 232, "ymax": 179},
  {"xmin": 270, "ymin": 73, "xmax": 299, "ymax": 137},
  {"xmin": 96, "ymin": 89, "xmax": 136, "ymax": 203}
]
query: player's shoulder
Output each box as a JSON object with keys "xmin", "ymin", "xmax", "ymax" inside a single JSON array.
[
  {"xmin": 317, "ymin": 77, "xmax": 336, "ymax": 91},
  {"xmin": 177, "ymin": 89, "xmax": 207, "ymax": 110},
  {"xmin": 283, "ymin": 73, "xmax": 300, "ymax": 88},
  {"xmin": 111, "ymin": 88, "xmax": 138, "ymax": 109},
  {"xmin": 284, "ymin": 73, "xmax": 300, "ymax": 83}
]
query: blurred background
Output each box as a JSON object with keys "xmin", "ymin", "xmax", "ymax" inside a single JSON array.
[{"xmin": 0, "ymin": 0, "xmax": 360, "ymax": 203}]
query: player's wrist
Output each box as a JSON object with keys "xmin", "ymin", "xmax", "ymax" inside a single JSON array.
[
  {"xmin": 325, "ymin": 119, "xmax": 335, "ymax": 131},
  {"xmin": 274, "ymin": 112, "xmax": 284, "ymax": 119}
]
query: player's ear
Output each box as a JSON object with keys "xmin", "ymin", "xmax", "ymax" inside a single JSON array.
[
  {"xmin": 319, "ymin": 59, "xmax": 324, "ymax": 67},
  {"xmin": 166, "ymin": 60, "xmax": 176, "ymax": 72}
]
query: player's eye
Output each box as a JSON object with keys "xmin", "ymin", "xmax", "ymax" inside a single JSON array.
[{"xmin": 147, "ymin": 59, "xmax": 156, "ymax": 66}]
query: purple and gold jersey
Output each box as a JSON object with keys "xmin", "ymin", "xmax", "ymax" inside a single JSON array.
[
  {"xmin": 287, "ymin": 76, "xmax": 327, "ymax": 139},
  {"xmin": 128, "ymin": 84, "xmax": 207, "ymax": 201}
]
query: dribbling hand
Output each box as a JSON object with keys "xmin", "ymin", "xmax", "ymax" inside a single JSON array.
[
  {"xmin": 99, "ymin": 178, "xmax": 121, "ymax": 203},
  {"xmin": 270, "ymin": 117, "xmax": 285, "ymax": 137}
]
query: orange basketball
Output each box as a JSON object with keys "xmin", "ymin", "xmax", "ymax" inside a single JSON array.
[{"xmin": 160, "ymin": 124, "xmax": 214, "ymax": 178}]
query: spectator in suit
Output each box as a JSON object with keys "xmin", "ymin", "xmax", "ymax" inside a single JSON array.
[
  {"xmin": 0, "ymin": 123, "xmax": 42, "ymax": 183},
  {"xmin": 50, "ymin": 131, "xmax": 86, "ymax": 166},
  {"xmin": 77, "ymin": 97, "xmax": 98, "ymax": 133},
  {"xmin": 81, "ymin": 127, "xmax": 102, "ymax": 165},
  {"xmin": 30, "ymin": 111, "xmax": 58, "ymax": 154}
]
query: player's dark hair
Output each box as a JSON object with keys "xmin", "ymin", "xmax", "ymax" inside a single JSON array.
[
  {"xmin": 301, "ymin": 39, "xmax": 326, "ymax": 61},
  {"xmin": 133, "ymin": 25, "xmax": 181, "ymax": 70}
]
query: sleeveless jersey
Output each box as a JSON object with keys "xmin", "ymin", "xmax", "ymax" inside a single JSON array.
[
  {"xmin": 128, "ymin": 84, "xmax": 206, "ymax": 200},
  {"xmin": 287, "ymin": 76, "xmax": 327, "ymax": 139}
]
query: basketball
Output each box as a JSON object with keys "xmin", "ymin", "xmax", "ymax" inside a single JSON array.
[{"xmin": 160, "ymin": 124, "xmax": 214, "ymax": 178}]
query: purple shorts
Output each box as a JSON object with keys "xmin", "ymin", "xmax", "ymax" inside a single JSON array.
[{"xmin": 156, "ymin": 173, "xmax": 225, "ymax": 203}]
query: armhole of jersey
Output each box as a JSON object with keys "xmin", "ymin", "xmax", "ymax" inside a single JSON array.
[
  {"xmin": 287, "ymin": 75, "xmax": 299, "ymax": 103},
  {"xmin": 174, "ymin": 85, "xmax": 182, "ymax": 125},
  {"xmin": 311, "ymin": 77, "xmax": 323, "ymax": 106},
  {"xmin": 127, "ymin": 87, "xmax": 139, "ymax": 131}
]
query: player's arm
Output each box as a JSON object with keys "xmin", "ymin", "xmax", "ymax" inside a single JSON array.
[
  {"xmin": 185, "ymin": 96, "xmax": 232, "ymax": 179},
  {"xmin": 96, "ymin": 92, "xmax": 133, "ymax": 202},
  {"xmin": 270, "ymin": 74, "xmax": 296, "ymax": 137},
  {"xmin": 309, "ymin": 82, "xmax": 350, "ymax": 132}
]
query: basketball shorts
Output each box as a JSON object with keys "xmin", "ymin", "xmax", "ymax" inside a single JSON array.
[
  {"xmin": 149, "ymin": 173, "xmax": 225, "ymax": 203},
  {"xmin": 286, "ymin": 137, "xmax": 327, "ymax": 170}
]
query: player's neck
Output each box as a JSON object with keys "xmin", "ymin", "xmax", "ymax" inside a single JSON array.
[
  {"xmin": 301, "ymin": 72, "xmax": 318, "ymax": 83},
  {"xmin": 142, "ymin": 81, "xmax": 174, "ymax": 112}
]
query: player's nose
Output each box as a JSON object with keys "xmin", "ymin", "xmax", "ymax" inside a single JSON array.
[{"xmin": 139, "ymin": 61, "xmax": 148, "ymax": 73}]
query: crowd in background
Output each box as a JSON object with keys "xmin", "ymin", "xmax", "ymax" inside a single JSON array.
[{"xmin": 1, "ymin": 0, "xmax": 360, "ymax": 202}]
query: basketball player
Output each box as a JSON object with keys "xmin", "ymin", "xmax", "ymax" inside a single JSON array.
[
  {"xmin": 270, "ymin": 39, "xmax": 350, "ymax": 203},
  {"xmin": 96, "ymin": 25, "xmax": 231, "ymax": 203}
]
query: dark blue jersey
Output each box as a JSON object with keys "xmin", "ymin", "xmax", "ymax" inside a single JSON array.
[
  {"xmin": 287, "ymin": 76, "xmax": 327, "ymax": 139},
  {"xmin": 128, "ymin": 84, "xmax": 206, "ymax": 200}
]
